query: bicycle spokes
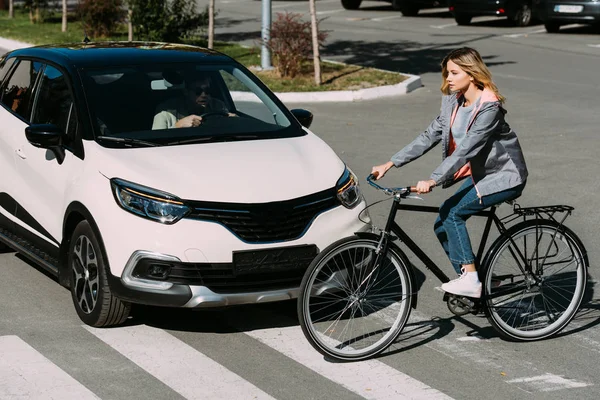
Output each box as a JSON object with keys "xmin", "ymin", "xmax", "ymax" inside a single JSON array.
[
  {"xmin": 300, "ymin": 239, "xmax": 413, "ymax": 360},
  {"xmin": 484, "ymin": 222, "xmax": 586, "ymax": 340}
]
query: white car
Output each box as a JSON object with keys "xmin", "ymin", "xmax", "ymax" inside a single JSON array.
[{"xmin": 0, "ymin": 42, "xmax": 370, "ymax": 327}]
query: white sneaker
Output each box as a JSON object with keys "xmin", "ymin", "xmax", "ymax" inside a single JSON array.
[{"xmin": 441, "ymin": 274, "xmax": 482, "ymax": 298}]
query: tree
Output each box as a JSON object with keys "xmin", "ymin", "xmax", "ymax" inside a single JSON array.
[
  {"xmin": 9, "ymin": 0, "xmax": 14, "ymax": 19},
  {"xmin": 127, "ymin": 6, "xmax": 133, "ymax": 41},
  {"xmin": 309, "ymin": 0, "xmax": 322, "ymax": 85},
  {"xmin": 208, "ymin": 0, "xmax": 215, "ymax": 49},
  {"xmin": 61, "ymin": 0, "xmax": 67, "ymax": 32},
  {"xmin": 128, "ymin": 0, "xmax": 207, "ymax": 42}
]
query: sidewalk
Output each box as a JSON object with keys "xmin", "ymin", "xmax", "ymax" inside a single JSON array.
[{"xmin": 0, "ymin": 36, "xmax": 422, "ymax": 103}]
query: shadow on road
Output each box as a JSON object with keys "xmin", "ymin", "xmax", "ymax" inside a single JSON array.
[{"xmin": 322, "ymin": 36, "xmax": 517, "ymax": 75}]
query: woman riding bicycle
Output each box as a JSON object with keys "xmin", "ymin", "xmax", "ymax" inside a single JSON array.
[{"xmin": 371, "ymin": 47, "xmax": 528, "ymax": 299}]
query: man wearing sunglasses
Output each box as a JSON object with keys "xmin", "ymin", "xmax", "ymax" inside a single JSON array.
[{"xmin": 152, "ymin": 74, "xmax": 232, "ymax": 130}]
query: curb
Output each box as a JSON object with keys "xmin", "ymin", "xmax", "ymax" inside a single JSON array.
[{"xmin": 0, "ymin": 37, "xmax": 422, "ymax": 102}]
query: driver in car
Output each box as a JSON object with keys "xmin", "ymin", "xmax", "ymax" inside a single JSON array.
[{"xmin": 152, "ymin": 74, "xmax": 233, "ymax": 130}]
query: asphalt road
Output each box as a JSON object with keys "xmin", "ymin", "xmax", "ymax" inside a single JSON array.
[{"xmin": 2, "ymin": 2, "xmax": 600, "ymax": 399}]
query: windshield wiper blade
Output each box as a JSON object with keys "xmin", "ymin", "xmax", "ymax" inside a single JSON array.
[
  {"xmin": 166, "ymin": 135, "xmax": 260, "ymax": 146},
  {"xmin": 96, "ymin": 136, "xmax": 158, "ymax": 147}
]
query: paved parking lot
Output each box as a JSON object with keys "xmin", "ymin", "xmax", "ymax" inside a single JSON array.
[{"xmin": 1, "ymin": 2, "xmax": 600, "ymax": 399}]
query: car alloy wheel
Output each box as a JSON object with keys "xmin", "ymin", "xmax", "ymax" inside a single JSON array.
[
  {"xmin": 69, "ymin": 220, "xmax": 130, "ymax": 327},
  {"xmin": 512, "ymin": 3, "xmax": 533, "ymax": 27},
  {"xmin": 72, "ymin": 234, "xmax": 99, "ymax": 314}
]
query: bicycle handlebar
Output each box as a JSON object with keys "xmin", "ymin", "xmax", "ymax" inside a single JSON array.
[{"xmin": 366, "ymin": 174, "xmax": 416, "ymax": 197}]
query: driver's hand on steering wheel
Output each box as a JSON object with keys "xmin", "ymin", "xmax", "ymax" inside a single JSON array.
[{"xmin": 175, "ymin": 114, "xmax": 202, "ymax": 128}]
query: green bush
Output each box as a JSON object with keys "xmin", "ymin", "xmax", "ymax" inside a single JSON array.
[
  {"xmin": 266, "ymin": 12, "xmax": 328, "ymax": 78},
  {"xmin": 78, "ymin": 0, "xmax": 125, "ymax": 38},
  {"xmin": 127, "ymin": 0, "xmax": 208, "ymax": 43}
]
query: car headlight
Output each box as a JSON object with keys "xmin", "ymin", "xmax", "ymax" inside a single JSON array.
[
  {"xmin": 111, "ymin": 178, "xmax": 190, "ymax": 224},
  {"xmin": 336, "ymin": 167, "xmax": 361, "ymax": 209}
]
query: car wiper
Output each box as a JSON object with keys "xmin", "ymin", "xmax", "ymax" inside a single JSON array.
[
  {"xmin": 96, "ymin": 136, "xmax": 158, "ymax": 147},
  {"xmin": 166, "ymin": 134, "xmax": 260, "ymax": 146}
]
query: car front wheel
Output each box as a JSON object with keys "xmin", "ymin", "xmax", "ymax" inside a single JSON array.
[
  {"xmin": 392, "ymin": 0, "xmax": 420, "ymax": 15},
  {"xmin": 544, "ymin": 22, "xmax": 561, "ymax": 32},
  {"xmin": 341, "ymin": 0, "xmax": 362, "ymax": 9},
  {"xmin": 455, "ymin": 14, "xmax": 472, "ymax": 25},
  {"xmin": 69, "ymin": 220, "xmax": 131, "ymax": 327}
]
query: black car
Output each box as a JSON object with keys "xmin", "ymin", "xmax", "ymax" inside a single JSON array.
[
  {"xmin": 448, "ymin": 0, "xmax": 535, "ymax": 26},
  {"xmin": 534, "ymin": 0, "xmax": 600, "ymax": 32},
  {"xmin": 341, "ymin": 0, "xmax": 447, "ymax": 16}
]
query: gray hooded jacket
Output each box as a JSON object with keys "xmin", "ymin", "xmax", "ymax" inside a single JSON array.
[{"xmin": 390, "ymin": 89, "xmax": 528, "ymax": 197}]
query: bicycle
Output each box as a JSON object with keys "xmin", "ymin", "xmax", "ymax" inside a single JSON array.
[{"xmin": 297, "ymin": 175, "xmax": 589, "ymax": 361}]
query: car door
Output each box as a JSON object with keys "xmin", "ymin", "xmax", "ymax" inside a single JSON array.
[
  {"xmin": 12, "ymin": 63, "xmax": 84, "ymax": 259},
  {"xmin": 0, "ymin": 58, "xmax": 42, "ymax": 242}
]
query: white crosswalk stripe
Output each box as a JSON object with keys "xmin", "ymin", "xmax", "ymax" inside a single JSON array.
[
  {"xmin": 246, "ymin": 325, "xmax": 453, "ymax": 400},
  {"xmin": 1, "ymin": 301, "xmax": 598, "ymax": 400},
  {"xmin": 84, "ymin": 325, "xmax": 276, "ymax": 400},
  {"xmin": 0, "ymin": 335, "xmax": 100, "ymax": 400}
]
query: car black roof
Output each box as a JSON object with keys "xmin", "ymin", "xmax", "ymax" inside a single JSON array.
[{"xmin": 7, "ymin": 41, "xmax": 235, "ymax": 69}]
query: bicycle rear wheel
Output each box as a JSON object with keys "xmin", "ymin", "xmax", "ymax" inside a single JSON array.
[
  {"xmin": 482, "ymin": 220, "xmax": 588, "ymax": 341},
  {"xmin": 298, "ymin": 236, "xmax": 413, "ymax": 361}
]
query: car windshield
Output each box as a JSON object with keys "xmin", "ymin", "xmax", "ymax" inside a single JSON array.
[{"xmin": 80, "ymin": 63, "xmax": 301, "ymax": 147}]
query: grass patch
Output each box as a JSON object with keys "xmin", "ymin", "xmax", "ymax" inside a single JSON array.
[{"xmin": 0, "ymin": 9, "xmax": 407, "ymax": 92}]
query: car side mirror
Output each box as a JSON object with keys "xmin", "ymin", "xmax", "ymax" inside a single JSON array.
[
  {"xmin": 25, "ymin": 124, "xmax": 66, "ymax": 164},
  {"xmin": 291, "ymin": 109, "xmax": 314, "ymax": 129}
]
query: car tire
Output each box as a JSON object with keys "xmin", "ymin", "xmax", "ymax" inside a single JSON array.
[
  {"xmin": 341, "ymin": 0, "xmax": 362, "ymax": 9},
  {"xmin": 544, "ymin": 22, "xmax": 561, "ymax": 32},
  {"xmin": 455, "ymin": 14, "xmax": 472, "ymax": 25},
  {"xmin": 510, "ymin": 3, "xmax": 533, "ymax": 26},
  {"xmin": 69, "ymin": 220, "xmax": 131, "ymax": 327},
  {"xmin": 392, "ymin": 0, "xmax": 420, "ymax": 15}
]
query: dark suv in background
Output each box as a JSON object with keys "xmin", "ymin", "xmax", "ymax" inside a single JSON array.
[
  {"xmin": 341, "ymin": 0, "xmax": 447, "ymax": 16},
  {"xmin": 534, "ymin": 0, "xmax": 600, "ymax": 32},
  {"xmin": 448, "ymin": 0, "xmax": 536, "ymax": 26}
]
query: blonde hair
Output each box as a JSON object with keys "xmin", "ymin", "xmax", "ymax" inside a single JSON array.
[{"xmin": 440, "ymin": 47, "xmax": 505, "ymax": 103}]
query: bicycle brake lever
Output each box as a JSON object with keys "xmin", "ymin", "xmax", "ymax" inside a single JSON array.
[{"xmin": 405, "ymin": 194, "xmax": 423, "ymax": 201}]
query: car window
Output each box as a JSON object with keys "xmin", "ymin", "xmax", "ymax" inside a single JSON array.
[
  {"xmin": 80, "ymin": 62, "xmax": 301, "ymax": 147},
  {"xmin": 0, "ymin": 60, "xmax": 43, "ymax": 121},
  {"xmin": 0, "ymin": 56, "xmax": 16, "ymax": 85},
  {"xmin": 32, "ymin": 65, "xmax": 77, "ymax": 137},
  {"xmin": 219, "ymin": 70, "xmax": 287, "ymax": 126}
]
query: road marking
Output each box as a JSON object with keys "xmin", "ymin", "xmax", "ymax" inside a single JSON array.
[
  {"xmin": 246, "ymin": 325, "xmax": 453, "ymax": 400},
  {"xmin": 372, "ymin": 15, "xmax": 403, "ymax": 21},
  {"xmin": 588, "ymin": 44, "xmax": 600, "ymax": 48},
  {"xmin": 506, "ymin": 374, "xmax": 590, "ymax": 392},
  {"xmin": 317, "ymin": 9, "xmax": 344, "ymax": 16},
  {"xmin": 503, "ymin": 28, "xmax": 547, "ymax": 38},
  {"xmin": 0, "ymin": 335, "xmax": 100, "ymax": 399},
  {"xmin": 273, "ymin": 0, "xmax": 339, "ymax": 9},
  {"xmin": 85, "ymin": 325, "xmax": 276, "ymax": 400},
  {"xmin": 430, "ymin": 23, "xmax": 457, "ymax": 29}
]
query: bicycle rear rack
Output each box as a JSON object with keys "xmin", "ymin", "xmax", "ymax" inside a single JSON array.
[{"xmin": 501, "ymin": 204, "xmax": 574, "ymax": 227}]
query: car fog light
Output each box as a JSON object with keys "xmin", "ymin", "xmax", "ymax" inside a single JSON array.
[{"xmin": 147, "ymin": 263, "xmax": 171, "ymax": 280}]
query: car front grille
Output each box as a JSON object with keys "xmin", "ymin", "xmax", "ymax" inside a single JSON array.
[{"xmin": 185, "ymin": 188, "xmax": 339, "ymax": 243}]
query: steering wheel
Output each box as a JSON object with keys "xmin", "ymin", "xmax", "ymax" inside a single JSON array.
[{"xmin": 200, "ymin": 111, "xmax": 229, "ymax": 120}]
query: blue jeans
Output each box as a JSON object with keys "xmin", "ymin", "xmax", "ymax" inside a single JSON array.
[{"xmin": 434, "ymin": 179, "xmax": 525, "ymax": 275}]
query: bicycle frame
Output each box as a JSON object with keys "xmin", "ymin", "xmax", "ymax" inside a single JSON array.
[{"xmin": 379, "ymin": 194, "xmax": 506, "ymax": 285}]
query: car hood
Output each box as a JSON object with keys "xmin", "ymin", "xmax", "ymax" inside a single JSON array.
[{"xmin": 89, "ymin": 131, "xmax": 346, "ymax": 203}]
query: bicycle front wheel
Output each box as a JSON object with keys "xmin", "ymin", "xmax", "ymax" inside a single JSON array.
[
  {"xmin": 298, "ymin": 236, "xmax": 413, "ymax": 361},
  {"xmin": 483, "ymin": 220, "xmax": 588, "ymax": 341}
]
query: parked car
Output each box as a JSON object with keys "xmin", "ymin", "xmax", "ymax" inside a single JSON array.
[
  {"xmin": 534, "ymin": 0, "xmax": 600, "ymax": 32},
  {"xmin": 341, "ymin": 0, "xmax": 447, "ymax": 16},
  {"xmin": 0, "ymin": 42, "xmax": 370, "ymax": 327},
  {"xmin": 448, "ymin": 0, "xmax": 536, "ymax": 26}
]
